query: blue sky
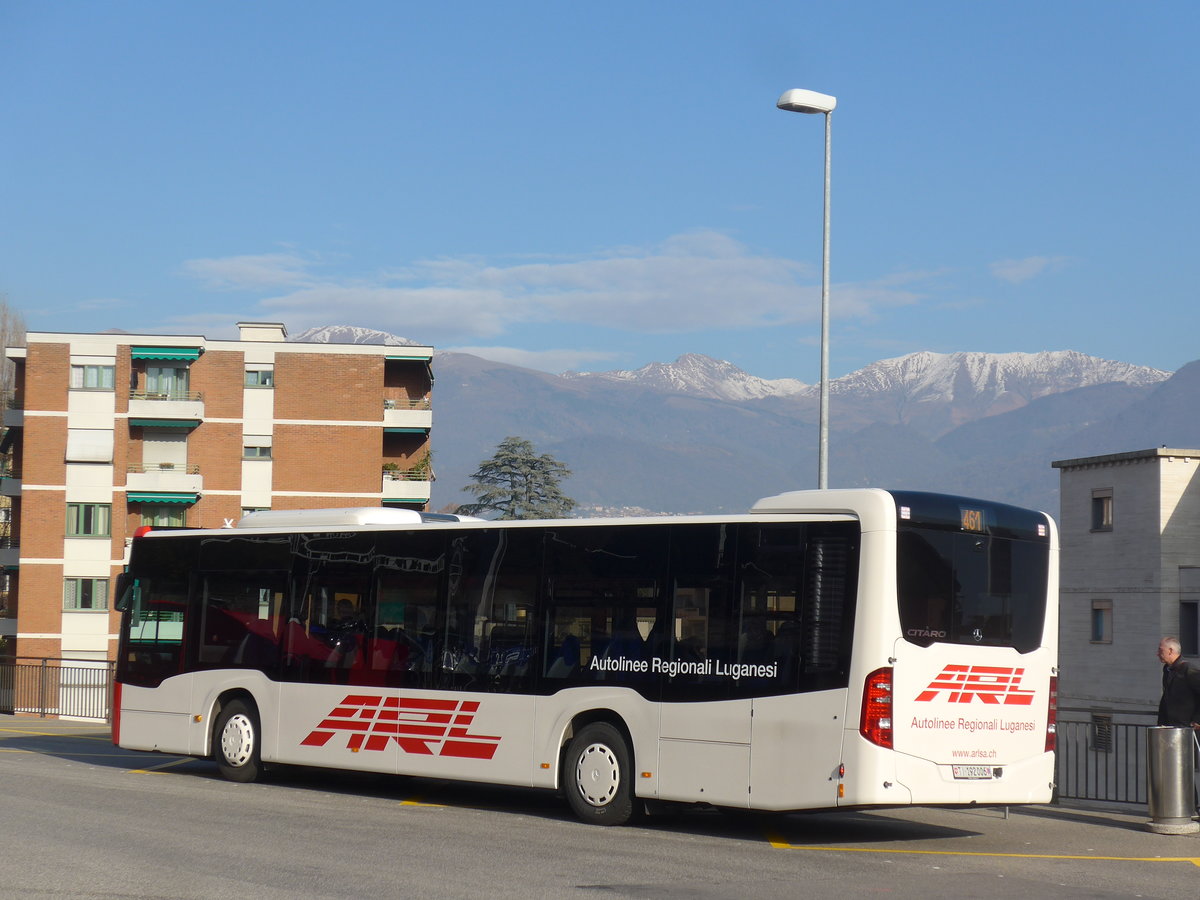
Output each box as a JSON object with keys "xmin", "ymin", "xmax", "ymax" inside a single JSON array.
[{"xmin": 2, "ymin": 1, "xmax": 1196, "ymax": 381}]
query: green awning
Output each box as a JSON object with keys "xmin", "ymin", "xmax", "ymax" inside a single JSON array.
[
  {"xmin": 384, "ymin": 427, "xmax": 430, "ymax": 434},
  {"xmin": 131, "ymin": 347, "xmax": 203, "ymax": 361},
  {"xmin": 129, "ymin": 419, "xmax": 201, "ymax": 429},
  {"xmin": 127, "ymin": 492, "xmax": 198, "ymax": 504}
]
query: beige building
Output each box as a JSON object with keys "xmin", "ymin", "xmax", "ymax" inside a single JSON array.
[
  {"xmin": 0, "ymin": 322, "xmax": 433, "ymax": 664},
  {"xmin": 1052, "ymin": 447, "xmax": 1200, "ymax": 717}
]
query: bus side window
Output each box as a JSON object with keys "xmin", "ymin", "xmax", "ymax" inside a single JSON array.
[
  {"xmin": 544, "ymin": 525, "xmax": 666, "ymax": 688},
  {"xmin": 660, "ymin": 523, "xmax": 736, "ymax": 700},
  {"xmin": 444, "ymin": 529, "xmax": 541, "ymax": 692},
  {"xmin": 282, "ymin": 534, "xmax": 374, "ymax": 685},
  {"xmin": 196, "ymin": 574, "xmax": 286, "ymax": 672}
]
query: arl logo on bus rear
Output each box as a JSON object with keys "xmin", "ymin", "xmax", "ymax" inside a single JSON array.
[
  {"xmin": 301, "ymin": 695, "xmax": 502, "ymax": 759},
  {"xmin": 914, "ymin": 664, "xmax": 1036, "ymax": 705}
]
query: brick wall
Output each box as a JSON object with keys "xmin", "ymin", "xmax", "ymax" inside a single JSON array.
[
  {"xmin": 274, "ymin": 353, "xmax": 381, "ymax": 420},
  {"xmin": 190, "ymin": 350, "xmax": 245, "ymax": 419},
  {"xmin": 274, "ymin": 423, "xmax": 380, "ymax": 493},
  {"xmin": 23, "ymin": 414, "xmax": 67, "ymax": 488},
  {"xmin": 24, "ymin": 344, "xmax": 68, "ymax": 413},
  {"xmin": 191, "ymin": 421, "xmax": 243, "ymax": 491},
  {"xmin": 17, "ymin": 564, "xmax": 63, "ymax": 636}
]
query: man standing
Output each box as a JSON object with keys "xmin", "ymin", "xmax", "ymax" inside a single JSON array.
[{"xmin": 1157, "ymin": 636, "xmax": 1200, "ymax": 727}]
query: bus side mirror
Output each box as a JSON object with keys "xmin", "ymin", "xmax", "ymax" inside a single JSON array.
[{"xmin": 115, "ymin": 574, "xmax": 142, "ymax": 626}]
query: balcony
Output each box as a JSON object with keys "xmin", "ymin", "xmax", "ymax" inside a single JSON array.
[
  {"xmin": 383, "ymin": 397, "xmax": 432, "ymax": 432},
  {"xmin": 0, "ymin": 536, "xmax": 17, "ymax": 570},
  {"xmin": 127, "ymin": 390, "xmax": 204, "ymax": 424},
  {"xmin": 382, "ymin": 466, "xmax": 432, "ymax": 503},
  {"xmin": 126, "ymin": 463, "xmax": 203, "ymax": 496},
  {"xmin": 0, "ymin": 470, "xmax": 20, "ymax": 498},
  {"xmin": 3, "ymin": 400, "xmax": 23, "ymax": 429}
]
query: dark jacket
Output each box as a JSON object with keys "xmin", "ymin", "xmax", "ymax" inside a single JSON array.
[{"xmin": 1158, "ymin": 657, "xmax": 1200, "ymax": 726}]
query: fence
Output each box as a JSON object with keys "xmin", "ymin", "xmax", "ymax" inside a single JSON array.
[
  {"xmin": 1055, "ymin": 708, "xmax": 1157, "ymax": 805},
  {"xmin": 0, "ymin": 658, "xmax": 114, "ymax": 721}
]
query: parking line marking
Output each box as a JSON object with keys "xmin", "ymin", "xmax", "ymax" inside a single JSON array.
[
  {"xmin": 129, "ymin": 758, "xmax": 192, "ymax": 774},
  {"xmin": 399, "ymin": 797, "xmax": 445, "ymax": 808},
  {"xmin": 764, "ymin": 832, "xmax": 1200, "ymax": 866}
]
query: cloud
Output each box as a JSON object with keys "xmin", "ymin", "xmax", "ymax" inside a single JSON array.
[
  {"xmin": 441, "ymin": 346, "xmax": 621, "ymax": 373},
  {"xmin": 181, "ymin": 253, "xmax": 319, "ymax": 290},
  {"xmin": 179, "ymin": 231, "xmax": 928, "ymax": 342},
  {"xmin": 989, "ymin": 256, "xmax": 1068, "ymax": 284}
]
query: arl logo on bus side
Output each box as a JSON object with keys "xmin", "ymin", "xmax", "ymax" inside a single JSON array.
[
  {"xmin": 914, "ymin": 665, "xmax": 1036, "ymax": 706},
  {"xmin": 301, "ymin": 695, "xmax": 502, "ymax": 759}
]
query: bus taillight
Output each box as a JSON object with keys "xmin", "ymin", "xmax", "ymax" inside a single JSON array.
[
  {"xmin": 1045, "ymin": 675, "xmax": 1057, "ymax": 753},
  {"xmin": 859, "ymin": 667, "xmax": 893, "ymax": 749}
]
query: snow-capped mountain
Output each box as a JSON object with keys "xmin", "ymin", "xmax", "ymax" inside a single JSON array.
[
  {"xmin": 291, "ymin": 325, "xmax": 424, "ymax": 346},
  {"xmin": 832, "ymin": 350, "xmax": 1168, "ymax": 404},
  {"xmin": 290, "ymin": 325, "xmax": 1191, "ymax": 514},
  {"xmin": 564, "ymin": 353, "xmax": 807, "ymax": 401}
]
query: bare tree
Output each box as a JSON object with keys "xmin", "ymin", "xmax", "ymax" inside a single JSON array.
[{"xmin": 0, "ymin": 295, "xmax": 26, "ymax": 403}]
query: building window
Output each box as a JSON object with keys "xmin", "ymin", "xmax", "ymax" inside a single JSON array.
[
  {"xmin": 1180, "ymin": 568, "xmax": 1200, "ymax": 657},
  {"xmin": 1090, "ymin": 713, "xmax": 1113, "ymax": 753},
  {"xmin": 244, "ymin": 369, "xmax": 274, "ymax": 388},
  {"xmin": 1090, "ymin": 490, "xmax": 1113, "ymax": 532},
  {"xmin": 241, "ymin": 507, "xmax": 269, "ymax": 516},
  {"xmin": 70, "ymin": 365, "xmax": 115, "ymax": 390},
  {"xmin": 140, "ymin": 505, "xmax": 186, "ymax": 527},
  {"xmin": 64, "ymin": 578, "xmax": 109, "ymax": 611},
  {"xmin": 146, "ymin": 366, "xmax": 189, "ymax": 397},
  {"xmin": 66, "ymin": 503, "xmax": 111, "ymax": 537},
  {"xmin": 1090, "ymin": 599, "xmax": 1112, "ymax": 644},
  {"xmin": 243, "ymin": 446, "xmax": 272, "ymax": 459}
]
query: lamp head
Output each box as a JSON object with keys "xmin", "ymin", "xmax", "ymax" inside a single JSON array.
[{"xmin": 777, "ymin": 89, "xmax": 837, "ymax": 114}]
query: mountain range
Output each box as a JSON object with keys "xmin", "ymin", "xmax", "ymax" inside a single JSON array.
[{"xmin": 293, "ymin": 326, "xmax": 1198, "ymax": 516}]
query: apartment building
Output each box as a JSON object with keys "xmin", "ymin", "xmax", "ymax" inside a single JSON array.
[
  {"xmin": 1052, "ymin": 447, "xmax": 1200, "ymax": 719},
  {"xmin": 0, "ymin": 322, "xmax": 434, "ymax": 664}
]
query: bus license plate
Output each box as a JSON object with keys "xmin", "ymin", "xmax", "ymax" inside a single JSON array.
[{"xmin": 952, "ymin": 765, "xmax": 993, "ymax": 780}]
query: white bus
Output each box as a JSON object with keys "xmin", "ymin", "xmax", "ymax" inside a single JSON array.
[{"xmin": 113, "ymin": 488, "xmax": 1058, "ymax": 825}]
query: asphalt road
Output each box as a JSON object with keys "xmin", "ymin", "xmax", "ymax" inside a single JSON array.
[{"xmin": 1, "ymin": 716, "xmax": 1197, "ymax": 899}]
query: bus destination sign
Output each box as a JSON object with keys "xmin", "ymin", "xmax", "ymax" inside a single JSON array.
[{"xmin": 960, "ymin": 507, "xmax": 985, "ymax": 533}]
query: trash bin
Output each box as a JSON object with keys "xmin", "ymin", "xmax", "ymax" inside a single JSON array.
[{"xmin": 1146, "ymin": 726, "xmax": 1198, "ymax": 834}]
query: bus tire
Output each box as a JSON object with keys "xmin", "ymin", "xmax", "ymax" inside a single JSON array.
[
  {"xmin": 565, "ymin": 722, "xmax": 635, "ymax": 826},
  {"xmin": 214, "ymin": 699, "xmax": 263, "ymax": 783}
]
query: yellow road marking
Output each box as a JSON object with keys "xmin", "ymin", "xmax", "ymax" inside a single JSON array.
[
  {"xmin": 129, "ymin": 758, "xmax": 193, "ymax": 774},
  {"xmin": 765, "ymin": 832, "xmax": 1200, "ymax": 867},
  {"xmin": 399, "ymin": 797, "xmax": 446, "ymax": 808}
]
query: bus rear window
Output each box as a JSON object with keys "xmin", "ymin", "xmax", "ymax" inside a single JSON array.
[{"xmin": 896, "ymin": 527, "xmax": 1048, "ymax": 654}]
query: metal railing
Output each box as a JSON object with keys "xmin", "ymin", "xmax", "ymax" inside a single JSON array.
[
  {"xmin": 1055, "ymin": 708, "xmax": 1156, "ymax": 805},
  {"xmin": 383, "ymin": 467, "xmax": 435, "ymax": 482},
  {"xmin": 129, "ymin": 390, "xmax": 204, "ymax": 402},
  {"xmin": 383, "ymin": 397, "xmax": 431, "ymax": 410},
  {"xmin": 127, "ymin": 463, "xmax": 201, "ymax": 474},
  {"xmin": 0, "ymin": 658, "xmax": 114, "ymax": 721}
]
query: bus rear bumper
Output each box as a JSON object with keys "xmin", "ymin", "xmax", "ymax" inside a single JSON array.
[{"xmin": 892, "ymin": 751, "xmax": 1055, "ymax": 805}]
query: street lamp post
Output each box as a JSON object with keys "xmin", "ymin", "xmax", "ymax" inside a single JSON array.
[{"xmin": 777, "ymin": 88, "xmax": 836, "ymax": 490}]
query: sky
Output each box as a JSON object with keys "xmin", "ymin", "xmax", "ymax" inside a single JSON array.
[{"xmin": 2, "ymin": 1, "xmax": 1197, "ymax": 382}]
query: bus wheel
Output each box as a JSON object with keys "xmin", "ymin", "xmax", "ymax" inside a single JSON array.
[
  {"xmin": 214, "ymin": 699, "xmax": 262, "ymax": 783},
  {"xmin": 565, "ymin": 722, "xmax": 634, "ymax": 826}
]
